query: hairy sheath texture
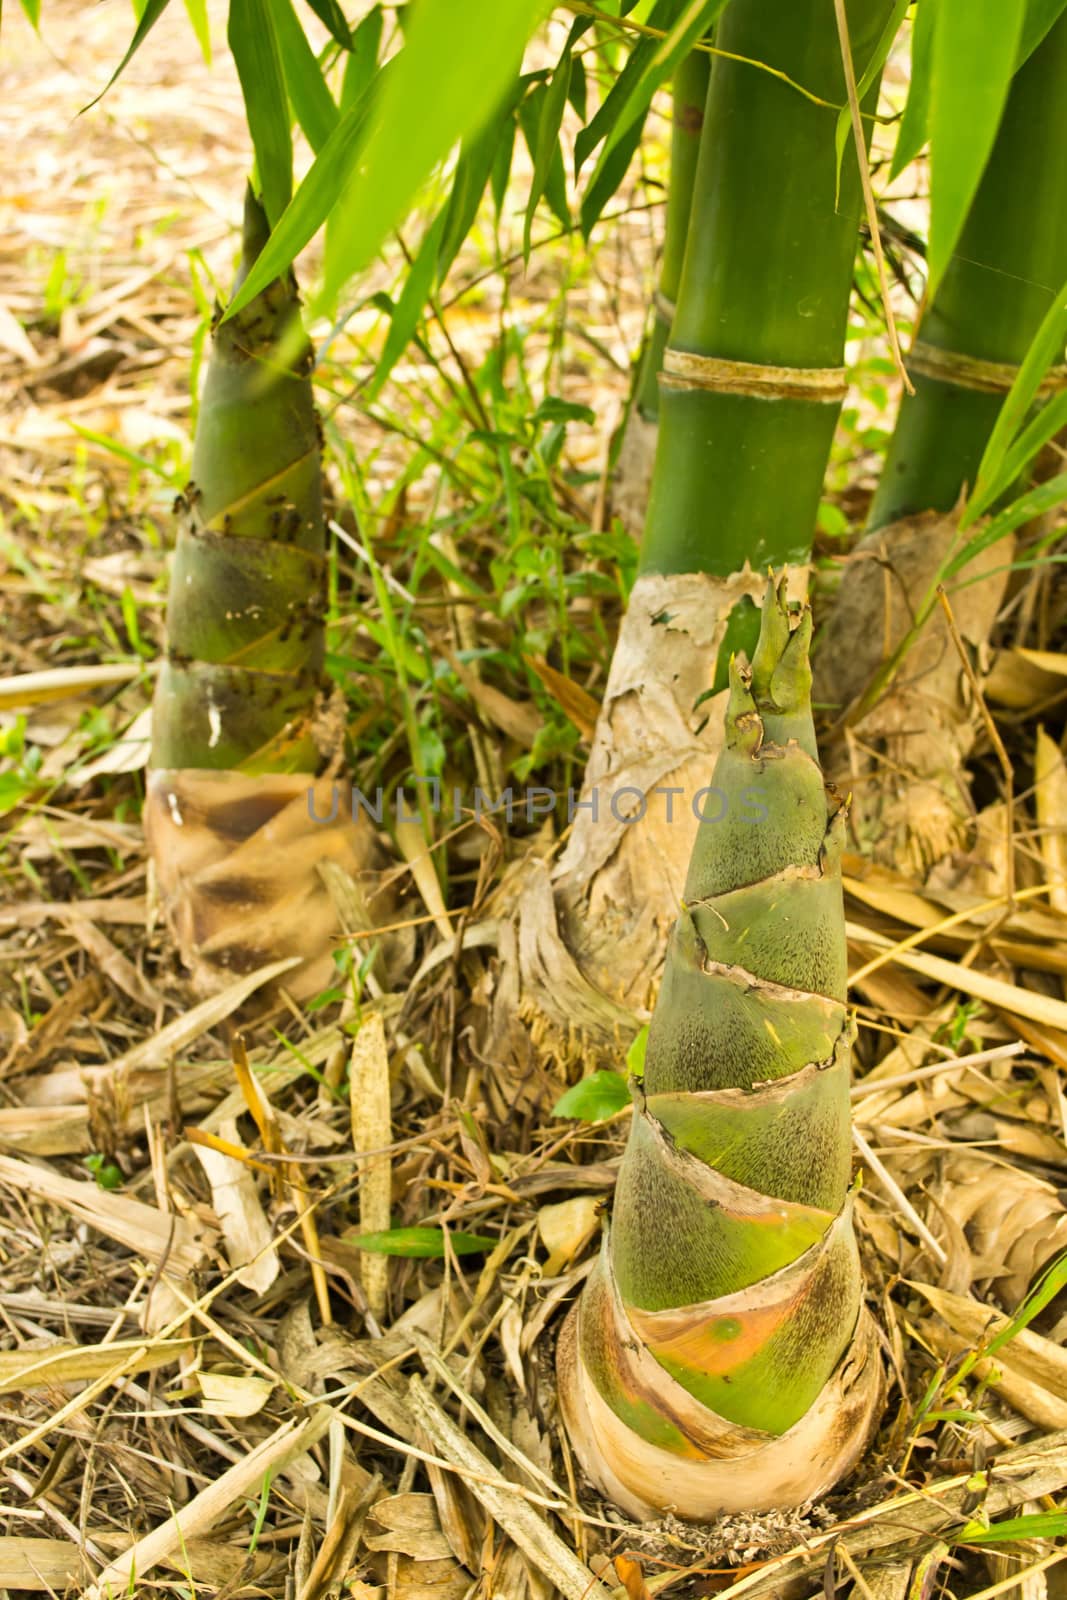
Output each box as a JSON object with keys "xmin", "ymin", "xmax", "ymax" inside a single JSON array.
[{"xmin": 558, "ymin": 580, "xmax": 882, "ymax": 1521}]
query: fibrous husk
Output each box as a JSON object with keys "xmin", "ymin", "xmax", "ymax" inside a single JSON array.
[
  {"xmin": 145, "ymin": 768, "xmax": 385, "ymax": 1000},
  {"xmin": 813, "ymin": 512, "xmax": 1011, "ymax": 881},
  {"xmin": 510, "ymin": 565, "xmax": 807, "ymax": 1053}
]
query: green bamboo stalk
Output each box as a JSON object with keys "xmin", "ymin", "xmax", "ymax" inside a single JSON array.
[
  {"xmin": 150, "ymin": 185, "xmax": 327, "ymax": 775},
  {"xmin": 869, "ymin": 13, "xmax": 1067, "ymax": 529},
  {"xmin": 630, "ymin": 49, "xmax": 711, "ymax": 425},
  {"xmin": 558, "ymin": 580, "xmax": 882, "ymax": 1521},
  {"xmin": 640, "ymin": 0, "xmax": 893, "ymax": 580}
]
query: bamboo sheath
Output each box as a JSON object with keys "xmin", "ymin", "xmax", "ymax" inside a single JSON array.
[
  {"xmin": 145, "ymin": 188, "xmax": 377, "ymax": 996},
  {"xmin": 870, "ymin": 13, "xmax": 1067, "ymax": 527},
  {"xmin": 558, "ymin": 583, "xmax": 882, "ymax": 1520}
]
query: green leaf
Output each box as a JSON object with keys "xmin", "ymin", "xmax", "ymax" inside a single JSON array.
[
  {"xmin": 890, "ymin": 0, "xmax": 936, "ymax": 178},
  {"xmin": 967, "ymin": 387, "xmax": 1067, "ymax": 519},
  {"xmin": 927, "ymin": 0, "xmax": 1027, "ymax": 298},
  {"xmin": 523, "ymin": 35, "xmax": 575, "ymax": 260},
  {"xmin": 1018, "ymin": 0, "xmax": 1067, "ymax": 65},
  {"xmin": 957, "ymin": 1512, "xmax": 1067, "ymax": 1546},
  {"xmin": 490, "ymin": 113, "xmax": 519, "ymax": 216},
  {"xmin": 267, "ymin": 0, "xmax": 338, "ymax": 154},
  {"xmin": 368, "ymin": 211, "xmax": 446, "ymax": 399},
  {"xmin": 437, "ymin": 83, "xmax": 525, "ymax": 284},
  {"xmin": 223, "ymin": 79, "xmax": 378, "ymax": 320},
  {"xmin": 835, "ymin": 0, "xmax": 909, "ymax": 203},
  {"xmin": 583, "ymin": 0, "xmax": 725, "ymax": 196},
  {"xmin": 182, "ymin": 0, "xmax": 211, "ymax": 61},
  {"xmin": 19, "ymin": 0, "xmax": 42, "ymax": 27},
  {"xmin": 580, "ymin": 111, "xmax": 644, "ymax": 237},
  {"xmin": 626, "ymin": 1024, "xmax": 649, "ymax": 1079},
  {"xmin": 553, "ymin": 1070, "xmax": 631, "ymax": 1122},
  {"xmin": 951, "ymin": 473, "xmax": 1067, "ymax": 574},
  {"xmin": 964, "ymin": 267, "xmax": 1067, "ymax": 523},
  {"xmin": 340, "ymin": 5, "xmax": 383, "ymax": 111},
  {"xmin": 302, "ymin": 0, "xmax": 351, "ymax": 48},
  {"xmin": 322, "ymin": 0, "xmax": 551, "ymax": 310},
  {"xmin": 574, "ymin": 0, "xmax": 687, "ymax": 173},
  {"xmin": 518, "ymin": 84, "xmax": 571, "ymax": 230},
  {"xmin": 228, "ymin": 0, "xmax": 293, "ymax": 227},
  {"xmin": 82, "ymin": 0, "xmax": 172, "ymax": 110},
  {"xmin": 345, "ymin": 1226, "xmax": 498, "ymax": 1257}
]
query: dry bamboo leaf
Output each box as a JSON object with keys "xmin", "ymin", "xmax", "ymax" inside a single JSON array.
[
  {"xmin": 537, "ymin": 1195, "xmax": 601, "ymax": 1269},
  {"xmin": 85, "ymin": 1405, "xmax": 333, "ymax": 1600},
  {"xmin": 912, "ymin": 1282, "xmax": 1067, "ymax": 1400},
  {"xmin": 395, "ymin": 816, "xmax": 452, "ymax": 940},
  {"xmin": 525, "ymin": 654, "xmax": 600, "ymax": 740},
  {"xmin": 104, "ymin": 954, "xmax": 302, "ymax": 1074},
  {"xmin": 62, "ymin": 914, "xmax": 161, "ymax": 1011},
  {"xmin": 845, "ymin": 922, "xmax": 1067, "ymax": 1031},
  {"xmin": 0, "ymin": 1154, "xmax": 210, "ymax": 1275},
  {"xmin": 198, "ymin": 1369, "xmax": 275, "ymax": 1417},
  {"xmin": 364, "ymin": 1493, "xmax": 454, "ymax": 1561},
  {"xmin": 1034, "ymin": 726, "xmax": 1067, "ymax": 913},
  {"xmin": 191, "ymin": 1115, "xmax": 280, "ymax": 1293},
  {"xmin": 986, "ymin": 647, "xmax": 1067, "ymax": 708},
  {"xmin": 0, "ymin": 662, "xmax": 148, "ymax": 710},
  {"xmin": 407, "ymin": 1375, "xmax": 613, "ymax": 1600},
  {"xmin": 349, "ymin": 1012, "xmax": 392, "ymax": 1318},
  {"xmin": 69, "ymin": 704, "xmax": 152, "ymax": 784},
  {"xmin": 449, "ymin": 651, "xmax": 542, "ymax": 747},
  {"xmin": 0, "ymin": 1337, "xmax": 190, "ymax": 1395},
  {"xmin": 916, "ymin": 1317, "xmax": 1067, "ymax": 1432}
]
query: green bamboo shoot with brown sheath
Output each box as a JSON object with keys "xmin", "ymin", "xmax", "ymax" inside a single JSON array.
[
  {"xmin": 558, "ymin": 581, "xmax": 882, "ymax": 1520},
  {"xmin": 145, "ymin": 187, "xmax": 378, "ymax": 997}
]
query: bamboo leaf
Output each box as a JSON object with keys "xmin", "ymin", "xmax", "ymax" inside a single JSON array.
[
  {"xmin": 523, "ymin": 35, "xmax": 575, "ymax": 261},
  {"xmin": 267, "ymin": 0, "xmax": 338, "ymax": 154},
  {"xmin": 964, "ymin": 268, "xmax": 1067, "ymax": 523},
  {"xmin": 437, "ymin": 87, "xmax": 523, "ymax": 284},
  {"xmin": 519, "ymin": 83, "xmax": 571, "ymax": 241},
  {"xmin": 553, "ymin": 1070, "xmax": 630, "ymax": 1122},
  {"xmin": 322, "ymin": 0, "xmax": 551, "ymax": 310},
  {"xmin": 368, "ymin": 211, "xmax": 445, "ymax": 399},
  {"xmin": 223, "ymin": 84, "xmax": 377, "ymax": 320},
  {"xmin": 967, "ymin": 388, "xmax": 1067, "ymax": 520},
  {"xmin": 340, "ymin": 5, "xmax": 383, "ymax": 111},
  {"xmin": 579, "ymin": 112, "xmax": 644, "ymax": 237},
  {"xmin": 952, "ymin": 474, "xmax": 1067, "ymax": 574},
  {"xmin": 583, "ymin": 0, "xmax": 726, "ymax": 196},
  {"xmin": 19, "ymin": 0, "xmax": 43, "ymax": 27},
  {"xmin": 346, "ymin": 1226, "xmax": 498, "ymax": 1257},
  {"xmin": 82, "ymin": 0, "xmax": 172, "ymax": 109},
  {"xmin": 228, "ymin": 0, "xmax": 293, "ymax": 227},
  {"xmin": 301, "ymin": 0, "xmax": 351, "ymax": 48},
  {"xmin": 890, "ymin": 0, "xmax": 935, "ymax": 177},
  {"xmin": 835, "ymin": 0, "xmax": 909, "ymax": 203},
  {"xmin": 182, "ymin": 0, "xmax": 211, "ymax": 61},
  {"xmin": 574, "ymin": 0, "xmax": 688, "ymax": 173},
  {"xmin": 1018, "ymin": 0, "xmax": 1067, "ymax": 64},
  {"xmin": 927, "ymin": 0, "xmax": 1026, "ymax": 298},
  {"xmin": 958, "ymin": 1512, "xmax": 1067, "ymax": 1545}
]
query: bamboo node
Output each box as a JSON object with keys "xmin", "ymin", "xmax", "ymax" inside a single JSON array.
[
  {"xmin": 660, "ymin": 348, "xmax": 848, "ymax": 402},
  {"xmin": 906, "ymin": 338, "xmax": 1067, "ymax": 396},
  {"xmin": 654, "ymin": 290, "xmax": 677, "ymax": 326}
]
